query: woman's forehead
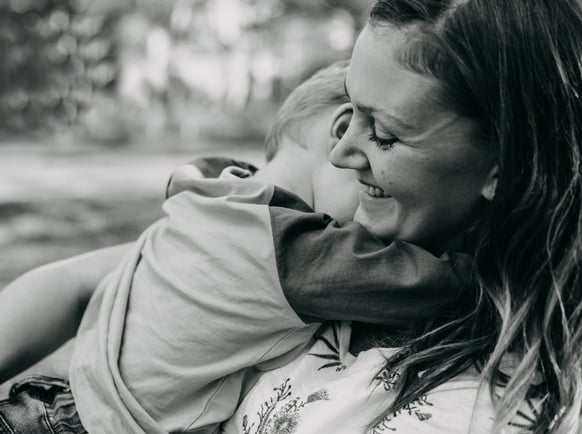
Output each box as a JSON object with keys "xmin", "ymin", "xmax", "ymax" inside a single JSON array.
[{"xmin": 346, "ymin": 24, "xmax": 445, "ymax": 134}]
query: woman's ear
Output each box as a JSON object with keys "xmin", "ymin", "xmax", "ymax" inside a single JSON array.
[
  {"xmin": 330, "ymin": 103, "xmax": 353, "ymax": 140},
  {"xmin": 481, "ymin": 164, "xmax": 498, "ymax": 201}
]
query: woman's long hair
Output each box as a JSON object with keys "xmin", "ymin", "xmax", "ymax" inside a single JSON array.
[{"xmin": 368, "ymin": 1, "xmax": 582, "ymax": 432}]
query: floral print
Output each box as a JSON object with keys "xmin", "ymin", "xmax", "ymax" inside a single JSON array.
[
  {"xmin": 507, "ymin": 398, "xmax": 539, "ymax": 431},
  {"xmin": 220, "ymin": 322, "xmax": 540, "ymax": 434},
  {"xmin": 241, "ymin": 378, "xmax": 330, "ymax": 434},
  {"xmin": 374, "ymin": 368, "xmax": 401, "ymax": 392},
  {"xmin": 270, "ymin": 411, "xmax": 300, "ymax": 434},
  {"xmin": 308, "ymin": 323, "xmax": 346, "ymax": 371},
  {"xmin": 371, "ymin": 396, "xmax": 434, "ymax": 433}
]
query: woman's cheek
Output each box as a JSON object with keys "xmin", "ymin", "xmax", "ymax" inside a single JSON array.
[{"xmin": 313, "ymin": 164, "xmax": 360, "ymax": 223}]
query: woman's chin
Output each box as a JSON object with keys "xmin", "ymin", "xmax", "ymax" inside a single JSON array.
[{"xmin": 353, "ymin": 203, "xmax": 397, "ymax": 243}]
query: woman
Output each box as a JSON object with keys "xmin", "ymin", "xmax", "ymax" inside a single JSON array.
[{"xmin": 219, "ymin": 0, "xmax": 581, "ymax": 433}]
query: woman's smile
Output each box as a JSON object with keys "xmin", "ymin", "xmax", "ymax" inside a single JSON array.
[{"xmin": 359, "ymin": 179, "xmax": 391, "ymax": 198}]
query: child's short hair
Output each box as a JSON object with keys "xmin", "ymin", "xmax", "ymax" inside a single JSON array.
[{"xmin": 264, "ymin": 60, "xmax": 349, "ymax": 161}]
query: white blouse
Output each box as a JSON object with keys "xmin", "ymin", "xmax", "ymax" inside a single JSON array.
[{"xmin": 220, "ymin": 322, "xmax": 538, "ymax": 434}]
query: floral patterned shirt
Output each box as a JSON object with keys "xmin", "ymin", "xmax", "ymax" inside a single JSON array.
[{"xmin": 220, "ymin": 322, "xmax": 539, "ymax": 434}]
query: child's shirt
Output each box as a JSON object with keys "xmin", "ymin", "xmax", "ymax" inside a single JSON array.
[{"xmin": 69, "ymin": 175, "xmax": 470, "ymax": 434}]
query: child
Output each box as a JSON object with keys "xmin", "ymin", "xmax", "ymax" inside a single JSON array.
[{"xmin": 0, "ymin": 61, "xmax": 470, "ymax": 434}]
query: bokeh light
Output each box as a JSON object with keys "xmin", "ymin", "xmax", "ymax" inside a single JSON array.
[{"xmin": 0, "ymin": 0, "xmax": 366, "ymax": 143}]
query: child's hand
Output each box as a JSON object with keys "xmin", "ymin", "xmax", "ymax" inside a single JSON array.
[
  {"xmin": 166, "ymin": 164, "xmax": 206, "ymax": 198},
  {"xmin": 219, "ymin": 166, "xmax": 254, "ymax": 179},
  {"xmin": 166, "ymin": 158, "xmax": 258, "ymax": 198}
]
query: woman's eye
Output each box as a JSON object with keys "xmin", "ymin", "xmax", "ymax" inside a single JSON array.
[{"xmin": 368, "ymin": 130, "xmax": 398, "ymax": 149}]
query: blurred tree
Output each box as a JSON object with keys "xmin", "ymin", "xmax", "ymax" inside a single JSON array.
[
  {"xmin": 284, "ymin": 0, "xmax": 368, "ymax": 21},
  {"xmin": 0, "ymin": 0, "xmax": 122, "ymax": 137},
  {"xmin": 0, "ymin": 0, "xmax": 366, "ymax": 143},
  {"xmin": 0, "ymin": 0, "xmax": 72, "ymax": 134}
]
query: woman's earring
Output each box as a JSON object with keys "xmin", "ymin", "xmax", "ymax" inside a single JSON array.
[
  {"xmin": 481, "ymin": 165, "xmax": 498, "ymax": 201},
  {"xmin": 482, "ymin": 185, "xmax": 496, "ymax": 201}
]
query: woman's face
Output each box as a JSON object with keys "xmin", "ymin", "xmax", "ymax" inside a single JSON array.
[{"xmin": 330, "ymin": 25, "xmax": 496, "ymax": 252}]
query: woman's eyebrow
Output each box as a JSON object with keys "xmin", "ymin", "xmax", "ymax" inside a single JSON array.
[
  {"xmin": 344, "ymin": 78, "xmax": 375, "ymax": 114},
  {"xmin": 344, "ymin": 78, "xmax": 418, "ymax": 133}
]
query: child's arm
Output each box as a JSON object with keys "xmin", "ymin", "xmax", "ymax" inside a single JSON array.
[
  {"xmin": 268, "ymin": 189, "xmax": 474, "ymax": 326},
  {"xmin": 169, "ymin": 166, "xmax": 473, "ymax": 327},
  {"xmin": 170, "ymin": 177, "xmax": 472, "ymax": 328},
  {"xmin": 0, "ymin": 243, "xmax": 131, "ymax": 384}
]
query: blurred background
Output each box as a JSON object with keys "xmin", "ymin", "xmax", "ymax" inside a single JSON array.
[{"xmin": 0, "ymin": 0, "xmax": 368, "ymax": 287}]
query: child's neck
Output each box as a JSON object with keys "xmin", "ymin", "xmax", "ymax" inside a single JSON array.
[{"xmin": 253, "ymin": 146, "xmax": 315, "ymax": 207}]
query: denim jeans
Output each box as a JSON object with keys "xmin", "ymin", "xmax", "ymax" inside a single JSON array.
[{"xmin": 0, "ymin": 376, "xmax": 86, "ymax": 434}]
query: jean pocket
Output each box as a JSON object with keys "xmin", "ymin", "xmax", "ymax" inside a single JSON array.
[
  {"xmin": 9, "ymin": 375, "xmax": 70, "ymax": 404},
  {"xmin": 4, "ymin": 375, "xmax": 85, "ymax": 434}
]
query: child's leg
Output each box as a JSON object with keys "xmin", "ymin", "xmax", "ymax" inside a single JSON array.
[
  {"xmin": 0, "ymin": 376, "xmax": 86, "ymax": 434},
  {"xmin": 0, "ymin": 243, "xmax": 130, "ymax": 384}
]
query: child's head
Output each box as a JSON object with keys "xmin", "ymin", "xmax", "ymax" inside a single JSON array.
[
  {"xmin": 265, "ymin": 61, "xmax": 359, "ymax": 223},
  {"xmin": 264, "ymin": 60, "xmax": 350, "ymax": 161}
]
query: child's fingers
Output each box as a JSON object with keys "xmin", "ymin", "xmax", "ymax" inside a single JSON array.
[
  {"xmin": 166, "ymin": 165, "xmax": 205, "ymax": 197},
  {"xmin": 219, "ymin": 166, "xmax": 253, "ymax": 179}
]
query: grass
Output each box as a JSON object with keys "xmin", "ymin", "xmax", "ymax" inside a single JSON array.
[
  {"xmin": 0, "ymin": 143, "xmax": 263, "ymax": 288},
  {"xmin": 0, "ymin": 197, "xmax": 164, "ymax": 288}
]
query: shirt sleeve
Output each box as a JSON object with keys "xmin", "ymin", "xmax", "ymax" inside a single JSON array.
[
  {"xmin": 193, "ymin": 157, "xmax": 259, "ymax": 178},
  {"xmin": 268, "ymin": 187, "xmax": 473, "ymax": 327},
  {"xmin": 165, "ymin": 157, "xmax": 259, "ymax": 198}
]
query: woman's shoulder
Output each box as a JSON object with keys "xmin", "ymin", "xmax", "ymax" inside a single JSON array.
[{"xmin": 370, "ymin": 350, "xmax": 543, "ymax": 433}]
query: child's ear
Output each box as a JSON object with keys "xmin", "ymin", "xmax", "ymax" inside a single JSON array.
[{"xmin": 330, "ymin": 103, "xmax": 353, "ymax": 140}]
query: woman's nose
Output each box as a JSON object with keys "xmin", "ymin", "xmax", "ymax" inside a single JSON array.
[{"xmin": 329, "ymin": 128, "xmax": 369, "ymax": 170}]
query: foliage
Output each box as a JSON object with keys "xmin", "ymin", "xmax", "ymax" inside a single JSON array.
[
  {"xmin": 0, "ymin": 0, "xmax": 367, "ymax": 142},
  {"xmin": 0, "ymin": 0, "xmax": 117, "ymax": 135}
]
